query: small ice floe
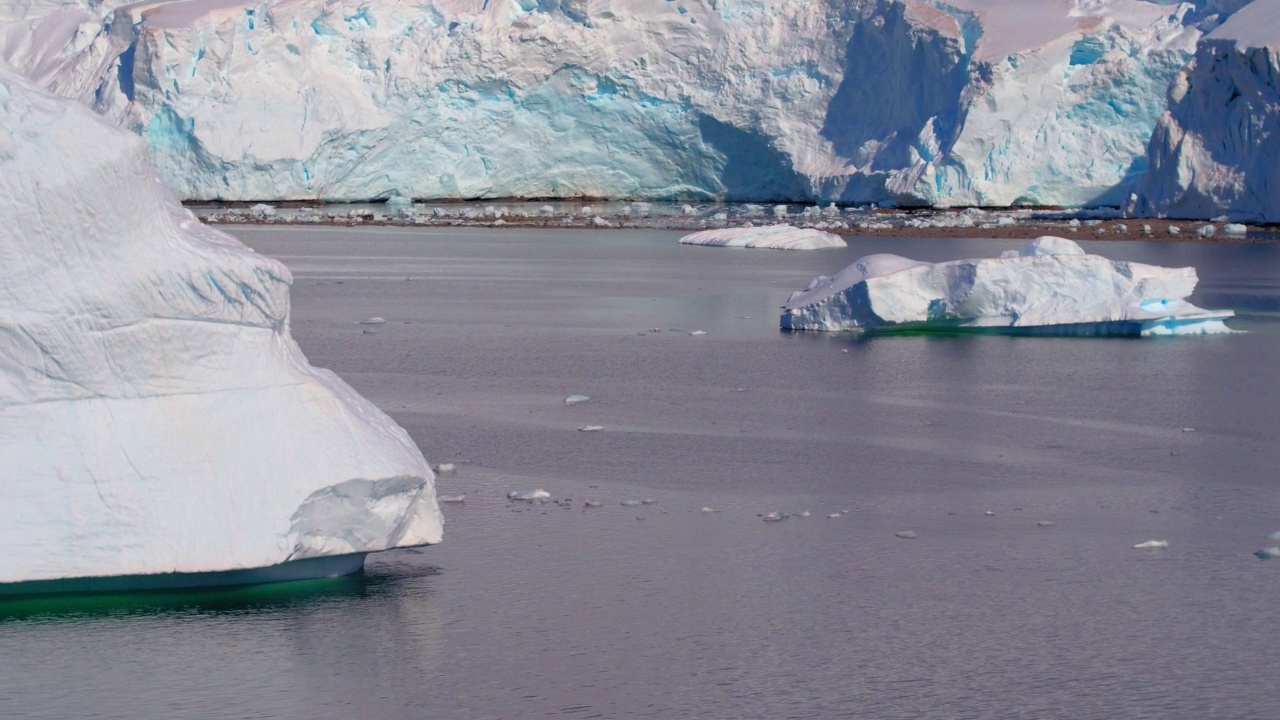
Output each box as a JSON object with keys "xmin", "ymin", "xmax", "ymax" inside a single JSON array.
[
  {"xmin": 827, "ymin": 513, "xmax": 842, "ymax": 519},
  {"xmin": 1037, "ymin": 520, "xmax": 1056, "ymax": 527},
  {"xmin": 895, "ymin": 531, "xmax": 918, "ymax": 539},
  {"xmin": 583, "ymin": 499, "xmax": 603, "ymax": 508},
  {"xmin": 508, "ymin": 489, "xmax": 551, "ymax": 502},
  {"xmin": 641, "ymin": 498, "xmax": 657, "ymax": 505},
  {"xmin": 700, "ymin": 507, "xmax": 718, "ymax": 513},
  {"xmin": 433, "ymin": 463, "xmax": 457, "ymax": 476},
  {"xmin": 438, "ymin": 494, "xmax": 466, "ymax": 503},
  {"xmin": 1197, "ymin": 224, "xmax": 1216, "ymax": 238},
  {"xmin": 564, "ymin": 395, "xmax": 591, "ymax": 405},
  {"xmin": 578, "ymin": 425, "xmax": 605, "ymax": 432},
  {"xmin": 620, "ymin": 499, "xmax": 643, "ymax": 507},
  {"xmin": 1133, "ymin": 540, "xmax": 1169, "ymax": 550},
  {"xmin": 688, "ymin": 330, "xmax": 706, "ymax": 336},
  {"xmin": 1181, "ymin": 427, "xmax": 1196, "ymax": 433},
  {"xmin": 763, "ymin": 511, "xmax": 788, "ymax": 522},
  {"xmin": 1167, "ymin": 225, "xmax": 1181, "ymax": 235},
  {"xmin": 984, "ymin": 510, "xmax": 996, "ymax": 516},
  {"xmin": 1268, "ymin": 531, "xmax": 1280, "ymax": 541},
  {"xmin": 796, "ymin": 511, "xmax": 811, "ymax": 518},
  {"xmin": 1254, "ymin": 547, "xmax": 1280, "ymax": 560},
  {"xmin": 1223, "ymin": 223, "xmax": 1248, "ymax": 235},
  {"xmin": 362, "ymin": 328, "xmax": 377, "ymax": 334},
  {"xmin": 360, "ymin": 317, "xmax": 387, "ymax": 325}
]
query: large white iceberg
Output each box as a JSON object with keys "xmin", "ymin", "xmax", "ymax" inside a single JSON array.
[
  {"xmin": 0, "ymin": 62, "xmax": 442, "ymax": 592},
  {"xmin": 0, "ymin": 0, "xmax": 1220, "ymax": 207},
  {"xmin": 780, "ymin": 237, "xmax": 1235, "ymax": 336},
  {"xmin": 679, "ymin": 225, "xmax": 847, "ymax": 250}
]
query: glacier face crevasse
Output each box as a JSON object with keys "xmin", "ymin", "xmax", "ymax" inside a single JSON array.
[
  {"xmin": 0, "ymin": 0, "xmax": 1227, "ymax": 207},
  {"xmin": 0, "ymin": 60, "xmax": 442, "ymax": 585}
]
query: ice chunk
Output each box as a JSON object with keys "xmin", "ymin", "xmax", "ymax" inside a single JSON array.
[
  {"xmin": 360, "ymin": 317, "xmax": 387, "ymax": 325},
  {"xmin": 827, "ymin": 513, "xmax": 842, "ymax": 519},
  {"xmin": 763, "ymin": 511, "xmax": 787, "ymax": 522},
  {"xmin": 1224, "ymin": 223, "xmax": 1248, "ymax": 235},
  {"xmin": 1268, "ymin": 531, "xmax": 1280, "ymax": 541},
  {"xmin": 564, "ymin": 395, "xmax": 591, "ymax": 405},
  {"xmin": 701, "ymin": 507, "xmax": 718, "ymax": 513},
  {"xmin": 1037, "ymin": 521, "xmax": 1056, "ymax": 527},
  {"xmin": 508, "ymin": 489, "xmax": 551, "ymax": 502},
  {"xmin": 437, "ymin": 494, "xmax": 466, "ymax": 503},
  {"xmin": 0, "ymin": 65, "xmax": 441, "ymax": 589},
  {"xmin": 895, "ymin": 531, "xmax": 918, "ymax": 539},
  {"xmin": 1133, "ymin": 540, "xmax": 1169, "ymax": 549},
  {"xmin": 620, "ymin": 500, "xmax": 643, "ymax": 507},
  {"xmin": 679, "ymin": 225, "xmax": 847, "ymax": 250},
  {"xmin": 688, "ymin": 330, "xmax": 707, "ymax": 336},
  {"xmin": 584, "ymin": 500, "xmax": 603, "ymax": 508},
  {"xmin": 433, "ymin": 463, "xmax": 457, "ymax": 476},
  {"xmin": 579, "ymin": 425, "xmax": 605, "ymax": 432},
  {"xmin": 1255, "ymin": 547, "xmax": 1280, "ymax": 560},
  {"xmin": 781, "ymin": 237, "xmax": 1235, "ymax": 336}
]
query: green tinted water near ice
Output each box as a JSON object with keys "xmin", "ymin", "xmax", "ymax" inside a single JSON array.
[{"xmin": 3, "ymin": 229, "xmax": 1278, "ymax": 719}]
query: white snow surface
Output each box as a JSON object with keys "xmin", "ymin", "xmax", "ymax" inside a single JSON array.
[
  {"xmin": 0, "ymin": 62, "xmax": 442, "ymax": 585},
  {"xmin": 0, "ymin": 0, "xmax": 1218, "ymax": 207},
  {"xmin": 1133, "ymin": 0, "xmax": 1280, "ymax": 221},
  {"xmin": 679, "ymin": 225, "xmax": 847, "ymax": 250},
  {"xmin": 781, "ymin": 237, "xmax": 1235, "ymax": 335}
]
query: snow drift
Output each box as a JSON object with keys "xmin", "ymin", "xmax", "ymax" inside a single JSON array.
[
  {"xmin": 0, "ymin": 61, "xmax": 442, "ymax": 589},
  {"xmin": 780, "ymin": 237, "xmax": 1235, "ymax": 336},
  {"xmin": 0, "ymin": 0, "xmax": 1218, "ymax": 207},
  {"xmin": 679, "ymin": 226, "xmax": 847, "ymax": 250}
]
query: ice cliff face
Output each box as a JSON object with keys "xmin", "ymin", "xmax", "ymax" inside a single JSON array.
[
  {"xmin": 1132, "ymin": 0, "xmax": 1280, "ymax": 221},
  {"xmin": 0, "ymin": 0, "xmax": 1223, "ymax": 207},
  {"xmin": 0, "ymin": 61, "xmax": 441, "ymax": 585}
]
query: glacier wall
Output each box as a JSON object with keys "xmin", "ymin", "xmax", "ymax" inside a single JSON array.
[
  {"xmin": 1132, "ymin": 0, "xmax": 1280, "ymax": 221},
  {"xmin": 0, "ymin": 0, "xmax": 1238, "ymax": 208},
  {"xmin": 0, "ymin": 61, "xmax": 442, "ymax": 585}
]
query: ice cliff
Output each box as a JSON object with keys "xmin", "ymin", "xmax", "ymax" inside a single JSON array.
[
  {"xmin": 0, "ymin": 0, "xmax": 1231, "ymax": 208},
  {"xmin": 1132, "ymin": 0, "xmax": 1280, "ymax": 221},
  {"xmin": 0, "ymin": 61, "xmax": 442, "ymax": 586},
  {"xmin": 780, "ymin": 236, "xmax": 1235, "ymax": 335}
]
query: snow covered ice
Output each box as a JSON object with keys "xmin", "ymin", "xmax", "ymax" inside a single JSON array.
[
  {"xmin": 679, "ymin": 226, "xmax": 847, "ymax": 250},
  {"xmin": 0, "ymin": 0, "xmax": 1251, "ymax": 213},
  {"xmin": 780, "ymin": 237, "xmax": 1236, "ymax": 337},
  {"xmin": 0, "ymin": 63, "xmax": 442, "ymax": 590}
]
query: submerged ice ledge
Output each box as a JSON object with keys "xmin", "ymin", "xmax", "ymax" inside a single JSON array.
[{"xmin": 780, "ymin": 237, "xmax": 1236, "ymax": 337}]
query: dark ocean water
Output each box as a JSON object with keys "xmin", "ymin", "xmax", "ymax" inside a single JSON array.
[{"xmin": 2, "ymin": 228, "xmax": 1278, "ymax": 719}]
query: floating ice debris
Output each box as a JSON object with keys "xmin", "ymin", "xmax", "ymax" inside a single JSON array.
[
  {"xmin": 437, "ymin": 494, "xmax": 466, "ymax": 503},
  {"xmin": 579, "ymin": 425, "xmax": 605, "ymax": 432},
  {"xmin": 564, "ymin": 395, "xmax": 591, "ymax": 405},
  {"xmin": 620, "ymin": 500, "xmax": 643, "ymax": 507},
  {"xmin": 1181, "ymin": 427, "xmax": 1196, "ymax": 433},
  {"xmin": 360, "ymin": 317, "xmax": 387, "ymax": 325},
  {"xmin": 592, "ymin": 216, "xmax": 613, "ymax": 227},
  {"xmin": 1224, "ymin": 223, "xmax": 1248, "ymax": 235},
  {"xmin": 1255, "ymin": 547, "xmax": 1280, "ymax": 560},
  {"xmin": 508, "ymin": 489, "xmax": 551, "ymax": 502},
  {"xmin": 763, "ymin": 511, "xmax": 787, "ymax": 522},
  {"xmin": 1037, "ymin": 521, "xmax": 1056, "ymax": 527},
  {"xmin": 679, "ymin": 225, "xmax": 847, "ymax": 250},
  {"xmin": 985, "ymin": 510, "xmax": 996, "ymax": 516},
  {"xmin": 583, "ymin": 500, "xmax": 603, "ymax": 508},
  {"xmin": 895, "ymin": 531, "xmax": 918, "ymax": 539},
  {"xmin": 689, "ymin": 330, "xmax": 707, "ymax": 336},
  {"xmin": 1168, "ymin": 225, "xmax": 1181, "ymax": 235},
  {"xmin": 797, "ymin": 511, "xmax": 811, "ymax": 518},
  {"xmin": 682, "ymin": 204, "xmax": 697, "ymax": 216},
  {"xmin": 433, "ymin": 463, "xmax": 457, "ymax": 476},
  {"xmin": 641, "ymin": 498, "xmax": 657, "ymax": 505},
  {"xmin": 701, "ymin": 507, "xmax": 717, "ymax": 513},
  {"xmin": 1133, "ymin": 540, "xmax": 1169, "ymax": 549},
  {"xmin": 827, "ymin": 513, "xmax": 842, "ymax": 518},
  {"xmin": 781, "ymin": 237, "xmax": 1234, "ymax": 336},
  {"xmin": 362, "ymin": 328, "xmax": 377, "ymax": 335},
  {"xmin": 1267, "ymin": 531, "xmax": 1280, "ymax": 541},
  {"xmin": 1197, "ymin": 224, "xmax": 1216, "ymax": 237}
]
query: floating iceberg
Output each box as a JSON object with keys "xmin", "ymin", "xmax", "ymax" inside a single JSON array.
[
  {"xmin": 0, "ymin": 64, "xmax": 441, "ymax": 594},
  {"xmin": 780, "ymin": 237, "xmax": 1235, "ymax": 337},
  {"xmin": 679, "ymin": 226, "xmax": 847, "ymax": 250}
]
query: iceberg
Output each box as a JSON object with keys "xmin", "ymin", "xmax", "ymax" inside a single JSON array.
[
  {"xmin": 679, "ymin": 225, "xmax": 847, "ymax": 250},
  {"xmin": 0, "ymin": 0, "xmax": 1220, "ymax": 208},
  {"xmin": 780, "ymin": 237, "xmax": 1235, "ymax": 336},
  {"xmin": 1132, "ymin": 0, "xmax": 1280, "ymax": 222},
  {"xmin": 0, "ymin": 62, "xmax": 442, "ymax": 593}
]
